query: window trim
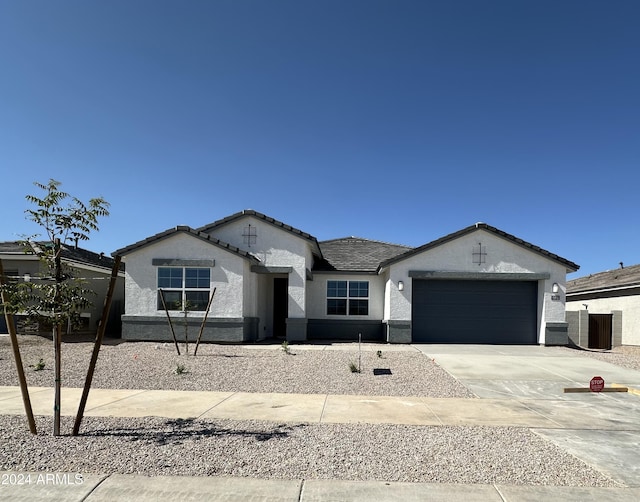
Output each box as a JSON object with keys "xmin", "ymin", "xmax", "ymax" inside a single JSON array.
[
  {"xmin": 326, "ymin": 280, "xmax": 369, "ymax": 316},
  {"xmin": 157, "ymin": 266, "xmax": 211, "ymax": 312}
]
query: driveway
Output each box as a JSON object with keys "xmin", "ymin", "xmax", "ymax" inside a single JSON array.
[
  {"xmin": 413, "ymin": 344, "xmax": 640, "ymax": 400},
  {"xmin": 413, "ymin": 344, "xmax": 640, "ymax": 487}
]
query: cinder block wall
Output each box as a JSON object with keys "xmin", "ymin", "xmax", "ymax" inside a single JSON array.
[
  {"xmin": 566, "ymin": 310, "xmax": 589, "ymax": 347},
  {"xmin": 612, "ymin": 310, "xmax": 623, "ymax": 347},
  {"xmin": 566, "ymin": 309, "xmax": 622, "ymax": 348}
]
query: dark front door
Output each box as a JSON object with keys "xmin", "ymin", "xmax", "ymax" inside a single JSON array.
[
  {"xmin": 273, "ymin": 278, "xmax": 288, "ymax": 338},
  {"xmin": 588, "ymin": 314, "xmax": 612, "ymax": 350}
]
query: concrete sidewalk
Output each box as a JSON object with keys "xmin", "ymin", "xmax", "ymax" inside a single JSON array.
[
  {"xmin": 2, "ymin": 385, "xmax": 640, "ymax": 430},
  {"xmin": 2, "ymin": 472, "xmax": 640, "ymax": 502},
  {"xmin": 3, "ymin": 384, "xmax": 640, "ymax": 501}
]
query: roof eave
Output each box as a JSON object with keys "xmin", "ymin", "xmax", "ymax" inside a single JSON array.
[
  {"xmin": 567, "ymin": 281, "xmax": 640, "ymax": 296},
  {"xmin": 378, "ymin": 223, "xmax": 579, "ymax": 272},
  {"xmin": 197, "ymin": 209, "xmax": 323, "ymax": 259},
  {"xmin": 112, "ymin": 226, "xmax": 259, "ymax": 264}
]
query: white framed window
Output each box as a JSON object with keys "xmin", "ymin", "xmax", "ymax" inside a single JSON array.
[
  {"xmin": 157, "ymin": 267, "xmax": 211, "ymax": 311},
  {"xmin": 327, "ymin": 280, "xmax": 369, "ymax": 316}
]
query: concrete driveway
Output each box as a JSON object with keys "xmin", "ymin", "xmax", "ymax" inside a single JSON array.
[
  {"xmin": 413, "ymin": 344, "xmax": 640, "ymax": 399},
  {"xmin": 413, "ymin": 344, "xmax": 640, "ymax": 487}
]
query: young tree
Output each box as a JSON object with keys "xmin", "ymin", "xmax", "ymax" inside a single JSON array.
[{"xmin": 1, "ymin": 179, "xmax": 109, "ymax": 435}]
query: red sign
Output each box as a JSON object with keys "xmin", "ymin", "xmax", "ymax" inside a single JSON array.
[{"xmin": 590, "ymin": 376, "xmax": 605, "ymax": 392}]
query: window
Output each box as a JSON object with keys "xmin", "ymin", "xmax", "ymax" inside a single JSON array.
[
  {"xmin": 157, "ymin": 267, "xmax": 211, "ymax": 311},
  {"xmin": 3, "ymin": 269, "xmax": 19, "ymax": 284},
  {"xmin": 327, "ymin": 280, "xmax": 369, "ymax": 316}
]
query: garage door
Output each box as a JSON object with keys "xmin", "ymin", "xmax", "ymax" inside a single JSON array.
[{"xmin": 412, "ymin": 280, "xmax": 538, "ymax": 344}]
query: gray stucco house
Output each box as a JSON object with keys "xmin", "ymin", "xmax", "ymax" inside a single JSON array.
[
  {"xmin": 0, "ymin": 241, "xmax": 125, "ymax": 336},
  {"xmin": 114, "ymin": 210, "xmax": 579, "ymax": 345},
  {"xmin": 566, "ymin": 263, "xmax": 640, "ymax": 348}
]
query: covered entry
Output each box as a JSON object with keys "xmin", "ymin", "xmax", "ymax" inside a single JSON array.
[
  {"xmin": 252, "ymin": 266, "xmax": 291, "ymax": 340},
  {"xmin": 411, "ymin": 279, "xmax": 538, "ymax": 344}
]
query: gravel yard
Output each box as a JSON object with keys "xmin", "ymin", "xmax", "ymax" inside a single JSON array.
[
  {"xmin": 560, "ymin": 344, "xmax": 640, "ymax": 372},
  {"xmin": 2, "ymin": 335, "xmax": 636, "ymax": 487},
  {"xmin": 0, "ymin": 415, "xmax": 620, "ymax": 487},
  {"xmin": 0, "ymin": 336, "xmax": 473, "ymax": 397}
]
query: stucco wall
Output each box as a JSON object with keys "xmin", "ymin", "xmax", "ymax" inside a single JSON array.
[
  {"xmin": 122, "ymin": 232, "xmax": 246, "ymax": 318},
  {"xmin": 242, "ymin": 260, "xmax": 258, "ymax": 317},
  {"xmin": 382, "ymin": 228, "xmax": 569, "ymax": 344},
  {"xmin": 255, "ymin": 273, "xmax": 272, "ymax": 339},
  {"xmin": 567, "ymin": 297, "xmax": 640, "ymax": 346},
  {"xmin": 205, "ymin": 216, "xmax": 311, "ymax": 318}
]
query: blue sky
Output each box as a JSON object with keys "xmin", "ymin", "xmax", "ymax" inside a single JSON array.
[{"xmin": 1, "ymin": 0, "xmax": 638, "ymax": 278}]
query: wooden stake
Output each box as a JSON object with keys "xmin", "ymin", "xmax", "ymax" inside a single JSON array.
[
  {"xmin": 159, "ymin": 288, "xmax": 180, "ymax": 355},
  {"xmin": 53, "ymin": 322, "xmax": 62, "ymax": 436},
  {"xmin": 564, "ymin": 387, "xmax": 628, "ymax": 393},
  {"xmin": 0, "ymin": 259, "xmax": 37, "ymax": 434},
  {"xmin": 53, "ymin": 238, "xmax": 62, "ymax": 436},
  {"xmin": 72, "ymin": 255, "xmax": 121, "ymax": 436},
  {"xmin": 194, "ymin": 287, "xmax": 216, "ymax": 356}
]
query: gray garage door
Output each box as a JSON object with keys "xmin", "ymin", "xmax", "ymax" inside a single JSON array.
[{"xmin": 412, "ymin": 280, "xmax": 538, "ymax": 344}]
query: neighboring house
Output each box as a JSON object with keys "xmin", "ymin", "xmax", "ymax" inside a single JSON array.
[
  {"xmin": 566, "ymin": 263, "xmax": 640, "ymax": 348},
  {"xmin": 0, "ymin": 241, "xmax": 125, "ymax": 336},
  {"xmin": 114, "ymin": 210, "xmax": 578, "ymax": 345}
]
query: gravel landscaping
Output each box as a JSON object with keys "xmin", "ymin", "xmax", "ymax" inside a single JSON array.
[
  {"xmin": 560, "ymin": 345, "xmax": 640, "ymax": 372},
  {"xmin": 0, "ymin": 336, "xmax": 473, "ymax": 397},
  {"xmin": 0, "ymin": 415, "xmax": 620, "ymax": 487},
  {"xmin": 1, "ymin": 335, "xmax": 635, "ymax": 487}
]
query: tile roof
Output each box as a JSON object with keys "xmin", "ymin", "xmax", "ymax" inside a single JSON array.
[
  {"xmin": 315, "ymin": 237, "xmax": 412, "ymax": 272},
  {"xmin": 567, "ymin": 263, "xmax": 640, "ymax": 294},
  {"xmin": 0, "ymin": 241, "xmax": 118, "ymax": 271},
  {"xmin": 110, "ymin": 212, "xmax": 579, "ymax": 275},
  {"xmin": 0, "ymin": 242, "xmax": 27, "ymax": 254},
  {"xmin": 197, "ymin": 209, "xmax": 321, "ymax": 250},
  {"xmin": 378, "ymin": 223, "xmax": 580, "ymax": 272},
  {"xmin": 112, "ymin": 226, "xmax": 260, "ymax": 263}
]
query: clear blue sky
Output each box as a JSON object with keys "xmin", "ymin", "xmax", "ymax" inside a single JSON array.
[{"xmin": 1, "ymin": 0, "xmax": 638, "ymax": 278}]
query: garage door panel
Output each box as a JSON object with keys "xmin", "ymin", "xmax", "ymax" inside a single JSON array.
[{"xmin": 412, "ymin": 280, "xmax": 537, "ymax": 344}]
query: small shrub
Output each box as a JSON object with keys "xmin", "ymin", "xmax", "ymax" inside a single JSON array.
[
  {"xmin": 281, "ymin": 341, "xmax": 291, "ymax": 355},
  {"xmin": 349, "ymin": 361, "xmax": 360, "ymax": 373},
  {"xmin": 376, "ymin": 350, "xmax": 383, "ymax": 358},
  {"xmin": 174, "ymin": 363, "xmax": 187, "ymax": 375},
  {"xmin": 30, "ymin": 359, "xmax": 46, "ymax": 371}
]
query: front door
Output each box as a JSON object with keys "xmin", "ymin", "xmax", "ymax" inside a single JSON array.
[{"xmin": 273, "ymin": 278, "xmax": 288, "ymax": 338}]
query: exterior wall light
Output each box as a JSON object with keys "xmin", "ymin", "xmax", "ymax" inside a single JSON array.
[
  {"xmin": 398, "ymin": 281, "xmax": 404, "ymax": 291},
  {"xmin": 552, "ymin": 282, "xmax": 559, "ymax": 293}
]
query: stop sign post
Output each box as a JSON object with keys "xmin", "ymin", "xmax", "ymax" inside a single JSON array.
[{"xmin": 590, "ymin": 376, "xmax": 605, "ymax": 392}]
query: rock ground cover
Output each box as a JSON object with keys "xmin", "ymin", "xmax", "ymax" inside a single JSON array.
[
  {"xmin": 0, "ymin": 336, "xmax": 473, "ymax": 397},
  {"xmin": 0, "ymin": 415, "xmax": 621, "ymax": 487},
  {"xmin": 560, "ymin": 345, "xmax": 640, "ymax": 372},
  {"xmin": 1, "ymin": 335, "xmax": 636, "ymax": 487}
]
